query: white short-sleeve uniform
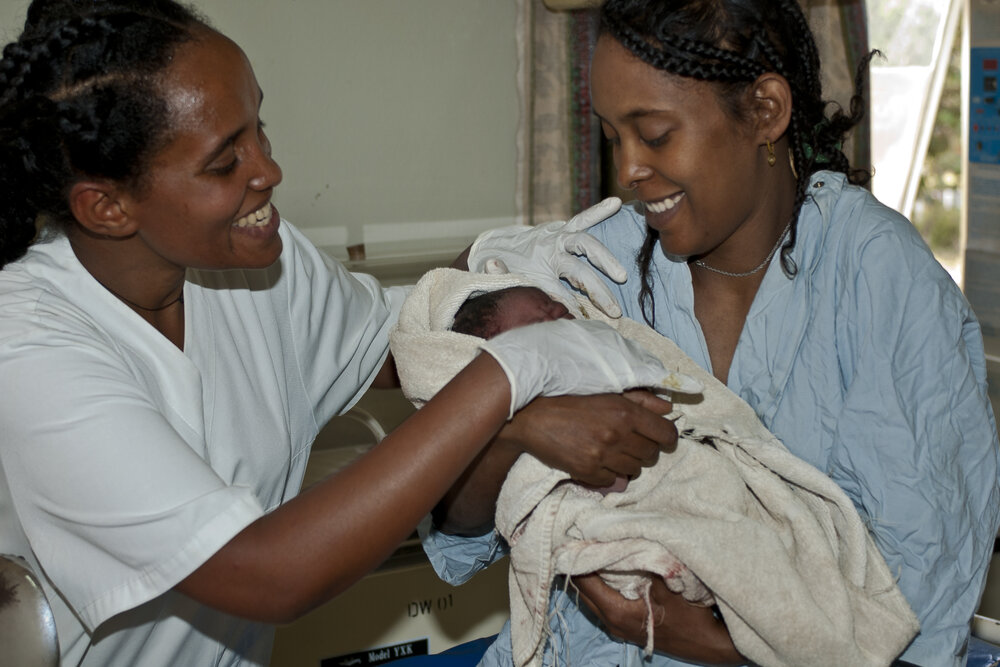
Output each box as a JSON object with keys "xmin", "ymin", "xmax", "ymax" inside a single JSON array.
[
  {"xmin": 423, "ymin": 172, "xmax": 1000, "ymax": 667},
  {"xmin": 0, "ymin": 220, "xmax": 408, "ymax": 666}
]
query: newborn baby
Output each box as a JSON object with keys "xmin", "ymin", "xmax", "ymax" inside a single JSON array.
[
  {"xmin": 451, "ymin": 286, "xmax": 629, "ymax": 495},
  {"xmin": 451, "ymin": 286, "xmax": 572, "ymax": 337}
]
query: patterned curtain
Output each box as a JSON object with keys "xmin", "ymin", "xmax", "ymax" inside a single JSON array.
[
  {"xmin": 514, "ymin": 0, "xmax": 601, "ymax": 225},
  {"xmin": 515, "ymin": 0, "xmax": 871, "ymax": 225}
]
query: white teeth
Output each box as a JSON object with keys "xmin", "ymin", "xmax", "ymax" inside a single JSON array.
[
  {"xmin": 645, "ymin": 193, "xmax": 684, "ymax": 214},
  {"xmin": 235, "ymin": 202, "xmax": 272, "ymax": 228}
]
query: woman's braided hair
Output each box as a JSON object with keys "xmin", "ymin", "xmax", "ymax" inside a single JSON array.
[
  {"xmin": 0, "ymin": 0, "xmax": 205, "ymax": 268},
  {"xmin": 599, "ymin": 0, "xmax": 873, "ymax": 326}
]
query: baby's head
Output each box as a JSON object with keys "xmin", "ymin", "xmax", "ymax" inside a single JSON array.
[
  {"xmin": 452, "ymin": 286, "xmax": 574, "ymax": 339},
  {"xmin": 454, "ymin": 284, "xmax": 629, "ymax": 496}
]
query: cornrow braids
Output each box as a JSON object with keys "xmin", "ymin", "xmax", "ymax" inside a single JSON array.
[
  {"xmin": 0, "ymin": 0, "xmax": 206, "ymax": 268},
  {"xmin": 599, "ymin": 0, "xmax": 871, "ymax": 327}
]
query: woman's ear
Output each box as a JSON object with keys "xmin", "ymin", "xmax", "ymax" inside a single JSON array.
[
  {"xmin": 68, "ymin": 181, "xmax": 137, "ymax": 238},
  {"xmin": 751, "ymin": 72, "xmax": 793, "ymax": 144}
]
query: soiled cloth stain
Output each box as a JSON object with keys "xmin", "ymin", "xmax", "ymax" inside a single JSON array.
[{"xmin": 390, "ymin": 268, "xmax": 919, "ymax": 667}]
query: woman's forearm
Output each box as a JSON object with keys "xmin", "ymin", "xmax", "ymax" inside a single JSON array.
[
  {"xmin": 176, "ymin": 353, "xmax": 509, "ymax": 622},
  {"xmin": 432, "ymin": 435, "xmax": 522, "ymax": 535}
]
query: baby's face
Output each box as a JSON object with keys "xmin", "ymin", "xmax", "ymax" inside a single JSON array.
[{"xmin": 495, "ymin": 287, "xmax": 574, "ymax": 333}]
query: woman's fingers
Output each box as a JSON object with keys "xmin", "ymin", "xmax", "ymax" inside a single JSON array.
[
  {"xmin": 576, "ymin": 574, "xmax": 743, "ymax": 663},
  {"xmin": 503, "ymin": 394, "xmax": 676, "ymax": 486},
  {"xmin": 623, "ymin": 388, "xmax": 673, "ymax": 414},
  {"xmin": 573, "ymin": 573, "xmax": 648, "ymax": 644},
  {"xmin": 623, "ymin": 389, "xmax": 677, "ymax": 453}
]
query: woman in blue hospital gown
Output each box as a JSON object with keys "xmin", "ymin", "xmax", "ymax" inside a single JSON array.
[{"xmin": 424, "ymin": 1, "xmax": 1000, "ymax": 665}]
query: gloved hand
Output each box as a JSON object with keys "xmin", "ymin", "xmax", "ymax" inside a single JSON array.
[
  {"xmin": 480, "ymin": 318, "xmax": 701, "ymax": 419},
  {"xmin": 467, "ymin": 197, "xmax": 627, "ymax": 318}
]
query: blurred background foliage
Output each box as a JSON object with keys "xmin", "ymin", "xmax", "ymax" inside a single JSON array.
[{"xmin": 912, "ymin": 21, "xmax": 962, "ymax": 265}]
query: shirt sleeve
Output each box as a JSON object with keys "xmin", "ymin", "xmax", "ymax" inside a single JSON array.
[
  {"xmin": 0, "ymin": 321, "xmax": 264, "ymax": 631},
  {"xmin": 419, "ymin": 523, "xmax": 510, "ymax": 585},
  {"xmin": 830, "ymin": 217, "xmax": 1000, "ymax": 666}
]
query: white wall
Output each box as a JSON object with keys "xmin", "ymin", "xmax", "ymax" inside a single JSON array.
[
  {"xmin": 0, "ymin": 2, "xmax": 24, "ymax": 39},
  {"xmin": 0, "ymin": 0, "xmax": 520, "ymax": 266}
]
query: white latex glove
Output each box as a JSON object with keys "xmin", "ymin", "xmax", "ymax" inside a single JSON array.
[
  {"xmin": 480, "ymin": 319, "xmax": 702, "ymax": 419},
  {"xmin": 468, "ymin": 197, "xmax": 627, "ymax": 318}
]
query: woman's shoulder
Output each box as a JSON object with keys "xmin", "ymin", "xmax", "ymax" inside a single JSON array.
[
  {"xmin": 802, "ymin": 171, "xmax": 944, "ymax": 281},
  {"xmin": 806, "ymin": 172, "xmax": 912, "ymax": 240},
  {"xmin": 0, "ymin": 235, "xmax": 94, "ymax": 336},
  {"xmin": 799, "ymin": 172, "xmax": 971, "ymax": 337}
]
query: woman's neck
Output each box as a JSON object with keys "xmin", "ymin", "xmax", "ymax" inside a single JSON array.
[
  {"xmin": 687, "ymin": 161, "xmax": 799, "ymax": 382},
  {"xmin": 69, "ymin": 229, "xmax": 187, "ymax": 349}
]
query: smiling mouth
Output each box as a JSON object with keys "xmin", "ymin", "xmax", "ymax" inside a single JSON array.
[
  {"xmin": 644, "ymin": 193, "xmax": 684, "ymax": 214},
  {"xmin": 234, "ymin": 202, "xmax": 272, "ymax": 228}
]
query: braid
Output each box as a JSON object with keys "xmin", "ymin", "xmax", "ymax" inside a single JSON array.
[
  {"xmin": 607, "ymin": 14, "xmax": 766, "ymax": 83},
  {"xmin": 601, "ymin": 0, "xmax": 871, "ymax": 326},
  {"xmin": 0, "ymin": 0, "xmax": 204, "ymax": 268},
  {"xmin": 0, "ymin": 96, "xmax": 72, "ymax": 267},
  {"xmin": 636, "ymin": 230, "xmax": 659, "ymax": 327}
]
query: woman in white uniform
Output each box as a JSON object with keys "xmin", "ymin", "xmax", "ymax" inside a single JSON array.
[{"xmin": 0, "ymin": 1, "xmax": 679, "ymax": 665}]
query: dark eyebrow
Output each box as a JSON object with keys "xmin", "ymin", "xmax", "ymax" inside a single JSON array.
[{"xmin": 201, "ymin": 87, "xmax": 265, "ymax": 167}]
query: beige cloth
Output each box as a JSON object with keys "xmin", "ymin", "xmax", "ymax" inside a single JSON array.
[{"xmin": 390, "ymin": 268, "xmax": 919, "ymax": 667}]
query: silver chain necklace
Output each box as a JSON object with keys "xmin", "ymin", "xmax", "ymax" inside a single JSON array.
[{"xmin": 693, "ymin": 221, "xmax": 792, "ymax": 278}]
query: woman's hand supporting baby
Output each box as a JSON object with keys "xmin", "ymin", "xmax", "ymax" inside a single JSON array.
[
  {"xmin": 433, "ymin": 388, "xmax": 677, "ymax": 536},
  {"xmin": 432, "ymin": 318, "xmax": 686, "ymax": 536},
  {"xmin": 506, "ymin": 390, "xmax": 676, "ymax": 485},
  {"xmin": 573, "ymin": 574, "xmax": 745, "ymax": 666}
]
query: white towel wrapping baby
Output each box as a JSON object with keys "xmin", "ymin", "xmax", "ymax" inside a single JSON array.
[{"xmin": 389, "ymin": 268, "xmax": 919, "ymax": 667}]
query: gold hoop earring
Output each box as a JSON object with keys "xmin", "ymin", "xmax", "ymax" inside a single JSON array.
[
  {"xmin": 766, "ymin": 141, "xmax": 777, "ymax": 167},
  {"xmin": 788, "ymin": 149, "xmax": 799, "ymax": 180}
]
